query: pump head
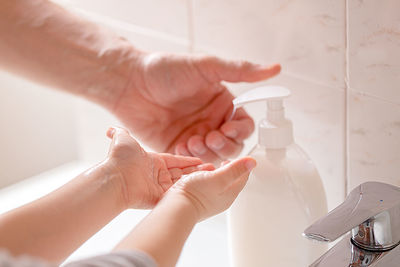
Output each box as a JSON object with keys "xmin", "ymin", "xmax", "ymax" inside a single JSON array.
[{"xmin": 232, "ymin": 86, "xmax": 293, "ymax": 149}]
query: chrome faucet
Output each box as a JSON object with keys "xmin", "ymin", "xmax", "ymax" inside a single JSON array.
[{"xmin": 303, "ymin": 181, "xmax": 400, "ymax": 266}]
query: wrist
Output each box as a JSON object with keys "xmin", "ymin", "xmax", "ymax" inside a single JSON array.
[
  {"xmin": 161, "ymin": 189, "xmax": 202, "ymax": 223},
  {"xmin": 84, "ymin": 40, "xmax": 147, "ymax": 111},
  {"xmin": 91, "ymin": 159, "xmax": 130, "ymax": 212}
]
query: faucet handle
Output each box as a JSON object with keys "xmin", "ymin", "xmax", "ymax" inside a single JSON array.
[{"xmin": 304, "ymin": 181, "xmax": 400, "ymax": 251}]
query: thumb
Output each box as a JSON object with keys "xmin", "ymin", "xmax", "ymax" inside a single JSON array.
[
  {"xmin": 106, "ymin": 126, "xmax": 138, "ymax": 148},
  {"xmin": 212, "ymin": 156, "xmax": 256, "ymax": 188},
  {"xmin": 198, "ymin": 56, "xmax": 281, "ymax": 83},
  {"xmin": 106, "ymin": 126, "xmax": 130, "ymax": 141}
]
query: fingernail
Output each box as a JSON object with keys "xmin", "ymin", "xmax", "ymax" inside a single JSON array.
[
  {"xmin": 192, "ymin": 142, "xmax": 207, "ymax": 155},
  {"xmin": 224, "ymin": 129, "xmax": 238, "ymax": 139},
  {"xmin": 210, "ymin": 136, "xmax": 225, "ymax": 150},
  {"xmin": 245, "ymin": 160, "xmax": 256, "ymax": 171}
]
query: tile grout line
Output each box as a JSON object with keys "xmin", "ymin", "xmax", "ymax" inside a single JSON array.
[
  {"xmin": 195, "ymin": 47, "xmax": 347, "ymax": 92},
  {"xmin": 280, "ymin": 71, "xmax": 346, "ymax": 92},
  {"xmin": 347, "ymin": 88, "xmax": 400, "ymax": 106},
  {"xmin": 344, "ymin": 0, "xmax": 350, "ymax": 197}
]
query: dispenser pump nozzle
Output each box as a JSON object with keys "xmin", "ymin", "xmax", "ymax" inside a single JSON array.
[
  {"xmin": 232, "ymin": 86, "xmax": 293, "ymax": 149},
  {"xmin": 267, "ymin": 99, "xmax": 285, "ymax": 123}
]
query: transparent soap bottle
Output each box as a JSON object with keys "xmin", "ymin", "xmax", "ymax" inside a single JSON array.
[{"xmin": 228, "ymin": 86, "xmax": 328, "ymax": 267}]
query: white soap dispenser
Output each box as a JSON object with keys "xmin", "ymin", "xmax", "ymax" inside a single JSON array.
[{"xmin": 228, "ymin": 86, "xmax": 328, "ymax": 267}]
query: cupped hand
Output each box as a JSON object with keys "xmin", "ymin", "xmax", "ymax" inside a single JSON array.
[
  {"xmin": 113, "ymin": 53, "xmax": 280, "ymax": 164},
  {"xmin": 105, "ymin": 127, "xmax": 214, "ymax": 209},
  {"xmin": 168, "ymin": 157, "xmax": 257, "ymax": 221}
]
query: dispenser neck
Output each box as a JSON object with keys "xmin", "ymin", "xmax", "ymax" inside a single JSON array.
[
  {"xmin": 267, "ymin": 99, "xmax": 285, "ymax": 123},
  {"xmin": 258, "ymin": 101, "xmax": 294, "ymax": 149}
]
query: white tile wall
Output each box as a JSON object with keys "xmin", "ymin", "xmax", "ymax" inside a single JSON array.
[
  {"xmin": 346, "ymin": 0, "xmax": 400, "ymax": 190},
  {"xmin": 192, "ymin": 0, "xmax": 346, "ymax": 88},
  {"xmin": 348, "ymin": 0, "xmax": 400, "ymax": 103},
  {"xmin": 348, "ymin": 91, "xmax": 400, "ymax": 190},
  {"xmin": 57, "ymin": 0, "xmax": 190, "ymax": 39}
]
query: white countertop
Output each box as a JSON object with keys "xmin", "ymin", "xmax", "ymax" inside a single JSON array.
[{"xmin": 0, "ymin": 161, "xmax": 230, "ymax": 267}]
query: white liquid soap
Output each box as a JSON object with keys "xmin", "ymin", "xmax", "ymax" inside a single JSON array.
[{"xmin": 228, "ymin": 86, "xmax": 328, "ymax": 267}]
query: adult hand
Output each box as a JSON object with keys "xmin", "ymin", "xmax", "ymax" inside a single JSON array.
[
  {"xmin": 112, "ymin": 53, "xmax": 280, "ymax": 164},
  {"xmin": 105, "ymin": 127, "xmax": 214, "ymax": 209}
]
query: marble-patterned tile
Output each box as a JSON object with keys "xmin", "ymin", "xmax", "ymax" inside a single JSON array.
[
  {"xmin": 55, "ymin": 0, "xmax": 189, "ymax": 39},
  {"xmin": 348, "ymin": 91, "xmax": 400, "ymax": 190},
  {"xmin": 223, "ymin": 74, "xmax": 346, "ymax": 211},
  {"xmin": 348, "ymin": 0, "xmax": 400, "ymax": 104},
  {"xmin": 193, "ymin": 0, "xmax": 346, "ymax": 88}
]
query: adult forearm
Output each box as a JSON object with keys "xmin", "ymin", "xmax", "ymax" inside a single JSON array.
[
  {"xmin": 0, "ymin": 160, "xmax": 126, "ymax": 263},
  {"xmin": 0, "ymin": 0, "xmax": 143, "ymax": 109},
  {"xmin": 115, "ymin": 194, "xmax": 199, "ymax": 267}
]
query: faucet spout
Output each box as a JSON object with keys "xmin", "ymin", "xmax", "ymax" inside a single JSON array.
[
  {"xmin": 304, "ymin": 181, "xmax": 400, "ymax": 266},
  {"xmin": 304, "ymin": 182, "xmax": 400, "ymax": 250}
]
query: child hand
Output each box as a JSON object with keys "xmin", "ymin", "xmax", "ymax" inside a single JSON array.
[
  {"xmin": 167, "ymin": 157, "xmax": 256, "ymax": 220},
  {"xmin": 105, "ymin": 127, "xmax": 214, "ymax": 209}
]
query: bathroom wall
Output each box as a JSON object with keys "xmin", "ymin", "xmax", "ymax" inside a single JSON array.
[
  {"xmin": 2, "ymin": 0, "xmax": 398, "ymax": 207},
  {"xmin": 49, "ymin": 0, "xmax": 399, "ymax": 212},
  {"xmin": 0, "ymin": 70, "xmax": 79, "ymax": 188},
  {"xmin": 346, "ymin": 0, "xmax": 400, "ymax": 190}
]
